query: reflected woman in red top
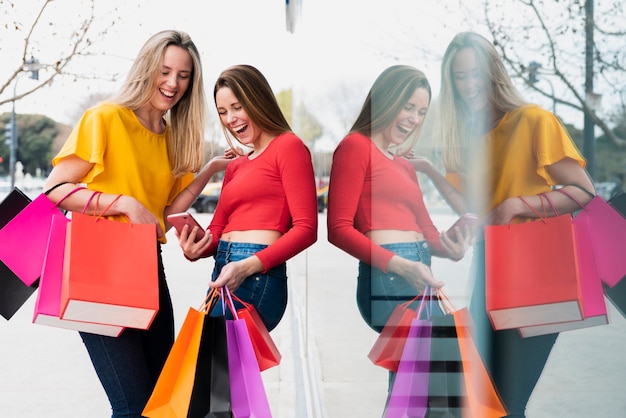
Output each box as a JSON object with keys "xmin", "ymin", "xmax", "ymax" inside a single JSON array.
[
  {"xmin": 176, "ymin": 65, "xmax": 317, "ymax": 330},
  {"xmin": 328, "ymin": 65, "xmax": 469, "ymax": 334}
]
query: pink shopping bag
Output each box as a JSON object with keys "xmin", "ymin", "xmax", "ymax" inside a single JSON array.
[
  {"xmin": 33, "ymin": 215, "xmax": 123, "ymax": 336},
  {"xmin": 0, "ymin": 187, "xmax": 82, "ymax": 286}
]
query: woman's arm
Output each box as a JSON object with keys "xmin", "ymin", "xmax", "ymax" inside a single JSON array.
[
  {"xmin": 406, "ymin": 156, "xmax": 468, "ymax": 215},
  {"xmin": 164, "ymin": 152, "xmax": 235, "ymax": 224},
  {"xmin": 487, "ymin": 158, "xmax": 595, "ymax": 225}
]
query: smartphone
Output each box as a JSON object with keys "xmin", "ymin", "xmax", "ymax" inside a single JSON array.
[
  {"xmin": 167, "ymin": 212, "xmax": 206, "ymax": 241},
  {"xmin": 445, "ymin": 213, "xmax": 479, "ymax": 239}
]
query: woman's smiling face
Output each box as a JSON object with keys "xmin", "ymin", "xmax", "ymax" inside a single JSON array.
[
  {"xmin": 452, "ymin": 47, "xmax": 489, "ymax": 114},
  {"xmin": 215, "ymin": 86, "xmax": 260, "ymax": 147},
  {"xmin": 380, "ymin": 87, "xmax": 430, "ymax": 147}
]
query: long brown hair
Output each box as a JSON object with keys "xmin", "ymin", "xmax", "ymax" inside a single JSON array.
[
  {"xmin": 350, "ymin": 65, "xmax": 431, "ymax": 153},
  {"xmin": 213, "ymin": 65, "xmax": 291, "ymax": 153}
]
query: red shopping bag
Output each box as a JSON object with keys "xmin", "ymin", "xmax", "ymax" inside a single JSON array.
[
  {"xmin": 33, "ymin": 215, "xmax": 124, "ymax": 336},
  {"xmin": 60, "ymin": 211, "xmax": 159, "ymax": 329},
  {"xmin": 368, "ymin": 292, "xmax": 426, "ymax": 372},
  {"xmin": 231, "ymin": 292, "xmax": 281, "ymax": 371},
  {"xmin": 485, "ymin": 212, "xmax": 583, "ymax": 330}
]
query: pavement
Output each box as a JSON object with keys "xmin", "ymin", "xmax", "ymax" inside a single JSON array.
[{"xmin": 1, "ymin": 211, "xmax": 626, "ymax": 417}]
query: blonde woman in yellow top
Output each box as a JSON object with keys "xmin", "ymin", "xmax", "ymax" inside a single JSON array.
[
  {"xmin": 411, "ymin": 32, "xmax": 594, "ymax": 417},
  {"xmin": 43, "ymin": 30, "xmax": 231, "ymax": 417}
]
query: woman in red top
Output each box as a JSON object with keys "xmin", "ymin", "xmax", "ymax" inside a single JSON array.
[
  {"xmin": 328, "ymin": 65, "xmax": 469, "ymax": 335},
  {"xmin": 176, "ymin": 65, "xmax": 317, "ymax": 330}
]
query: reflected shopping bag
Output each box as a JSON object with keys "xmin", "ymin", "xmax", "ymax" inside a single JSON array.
[
  {"xmin": 231, "ymin": 292, "xmax": 281, "ymax": 371},
  {"xmin": 519, "ymin": 212, "xmax": 608, "ymax": 337},
  {"xmin": 560, "ymin": 190, "xmax": 626, "ymax": 288},
  {"xmin": 224, "ymin": 287, "xmax": 272, "ymax": 418},
  {"xmin": 0, "ymin": 186, "xmax": 82, "ymax": 286},
  {"xmin": 384, "ymin": 293, "xmax": 433, "ymax": 418},
  {"xmin": 603, "ymin": 192, "xmax": 626, "ymax": 317},
  {"xmin": 32, "ymin": 215, "xmax": 124, "ymax": 336},
  {"xmin": 485, "ymin": 210, "xmax": 583, "ymax": 330},
  {"xmin": 452, "ymin": 307, "xmax": 507, "ymax": 418},
  {"xmin": 0, "ymin": 188, "xmax": 37, "ymax": 320},
  {"xmin": 368, "ymin": 292, "xmax": 425, "ymax": 372},
  {"xmin": 60, "ymin": 210, "xmax": 158, "ymax": 329},
  {"xmin": 143, "ymin": 292, "xmax": 231, "ymax": 418}
]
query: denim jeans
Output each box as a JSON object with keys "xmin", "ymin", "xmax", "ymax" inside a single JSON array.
[
  {"xmin": 209, "ymin": 240, "xmax": 288, "ymax": 332},
  {"xmin": 469, "ymin": 239, "xmax": 557, "ymax": 418},
  {"xmin": 79, "ymin": 243, "xmax": 174, "ymax": 418},
  {"xmin": 357, "ymin": 241, "xmax": 438, "ymax": 332}
]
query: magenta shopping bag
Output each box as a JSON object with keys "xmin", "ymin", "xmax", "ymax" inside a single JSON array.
[
  {"xmin": 32, "ymin": 215, "xmax": 123, "ymax": 336},
  {"xmin": 557, "ymin": 189, "xmax": 626, "ymax": 287},
  {"xmin": 223, "ymin": 288, "xmax": 272, "ymax": 418},
  {"xmin": 384, "ymin": 316, "xmax": 432, "ymax": 418},
  {"xmin": 0, "ymin": 187, "xmax": 82, "ymax": 286}
]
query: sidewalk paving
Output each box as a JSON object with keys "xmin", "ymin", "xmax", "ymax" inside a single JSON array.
[{"xmin": 1, "ymin": 212, "xmax": 625, "ymax": 417}]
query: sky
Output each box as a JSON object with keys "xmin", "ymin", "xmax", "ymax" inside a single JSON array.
[
  {"xmin": 0, "ymin": 1, "xmax": 483, "ymax": 127},
  {"xmin": 0, "ymin": 0, "xmax": 586, "ymax": 143}
]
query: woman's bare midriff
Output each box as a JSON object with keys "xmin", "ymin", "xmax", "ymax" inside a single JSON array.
[
  {"xmin": 220, "ymin": 230, "xmax": 283, "ymax": 245},
  {"xmin": 365, "ymin": 230, "xmax": 424, "ymax": 245}
]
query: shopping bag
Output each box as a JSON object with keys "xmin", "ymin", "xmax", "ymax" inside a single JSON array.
[
  {"xmin": 485, "ymin": 212, "xmax": 583, "ymax": 330},
  {"xmin": 453, "ymin": 307, "xmax": 507, "ymax": 418},
  {"xmin": 569, "ymin": 192, "xmax": 626, "ymax": 287},
  {"xmin": 143, "ymin": 292, "xmax": 231, "ymax": 418},
  {"xmin": 231, "ymin": 292, "xmax": 281, "ymax": 371},
  {"xmin": 60, "ymin": 210, "xmax": 158, "ymax": 329},
  {"xmin": 384, "ymin": 293, "xmax": 433, "ymax": 418},
  {"xmin": 427, "ymin": 312, "xmax": 465, "ymax": 417},
  {"xmin": 519, "ymin": 214, "xmax": 608, "ymax": 337},
  {"xmin": 32, "ymin": 215, "xmax": 124, "ymax": 336},
  {"xmin": 603, "ymin": 192, "xmax": 626, "ymax": 317},
  {"xmin": 368, "ymin": 292, "xmax": 425, "ymax": 372},
  {"xmin": 223, "ymin": 287, "xmax": 272, "ymax": 418},
  {"xmin": 0, "ymin": 188, "xmax": 38, "ymax": 319},
  {"xmin": 0, "ymin": 186, "xmax": 82, "ymax": 286}
]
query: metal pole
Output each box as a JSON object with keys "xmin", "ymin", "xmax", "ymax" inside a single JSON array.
[
  {"xmin": 9, "ymin": 95, "xmax": 17, "ymax": 190},
  {"xmin": 583, "ymin": 0, "xmax": 595, "ymax": 178}
]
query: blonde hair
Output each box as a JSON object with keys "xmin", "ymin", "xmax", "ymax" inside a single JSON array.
[
  {"xmin": 112, "ymin": 30, "xmax": 206, "ymax": 177},
  {"xmin": 350, "ymin": 65, "xmax": 431, "ymax": 153},
  {"xmin": 213, "ymin": 65, "xmax": 291, "ymax": 153},
  {"xmin": 438, "ymin": 32, "xmax": 526, "ymax": 172}
]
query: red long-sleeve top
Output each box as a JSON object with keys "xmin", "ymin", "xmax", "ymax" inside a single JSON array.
[
  {"xmin": 203, "ymin": 132, "xmax": 318, "ymax": 271},
  {"xmin": 327, "ymin": 132, "xmax": 445, "ymax": 271}
]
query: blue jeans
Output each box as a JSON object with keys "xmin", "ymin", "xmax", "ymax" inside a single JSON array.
[
  {"xmin": 80, "ymin": 243, "xmax": 174, "ymax": 418},
  {"xmin": 469, "ymin": 239, "xmax": 557, "ymax": 418},
  {"xmin": 357, "ymin": 241, "xmax": 438, "ymax": 332},
  {"xmin": 209, "ymin": 240, "xmax": 288, "ymax": 332}
]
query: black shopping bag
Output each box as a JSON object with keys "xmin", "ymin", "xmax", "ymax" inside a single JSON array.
[
  {"xmin": 0, "ymin": 188, "xmax": 37, "ymax": 320},
  {"xmin": 428, "ymin": 313, "xmax": 465, "ymax": 418},
  {"xmin": 188, "ymin": 314, "xmax": 231, "ymax": 418},
  {"xmin": 605, "ymin": 192, "xmax": 626, "ymax": 318}
]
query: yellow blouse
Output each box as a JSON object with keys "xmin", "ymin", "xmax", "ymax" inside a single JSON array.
[
  {"xmin": 448, "ymin": 104, "xmax": 586, "ymax": 215},
  {"xmin": 53, "ymin": 102, "xmax": 193, "ymax": 242}
]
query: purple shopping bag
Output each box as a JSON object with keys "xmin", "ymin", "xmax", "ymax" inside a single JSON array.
[
  {"xmin": 384, "ymin": 316, "xmax": 432, "ymax": 418},
  {"xmin": 0, "ymin": 187, "xmax": 82, "ymax": 286},
  {"xmin": 223, "ymin": 288, "xmax": 272, "ymax": 418}
]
